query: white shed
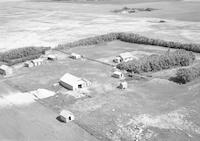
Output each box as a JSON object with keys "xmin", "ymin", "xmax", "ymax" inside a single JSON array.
[
  {"xmin": 70, "ymin": 53, "xmax": 81, "ymax": 59},
  {"xmin": 58, "ymin": 110, "xmax": 75, "ymax": 123},
  {"xmin": 59, "ymin": 73, "xmax": 87, "ymax": 91},
  {"xmin": 47, "ymin": 55, "xmax": 57, "ymax": 61},
  {"xmin": 0, "ymin": 65, "xmax": 13, "ymax": 76},
  {"xmin": 112, "ymin": 71, "xmax": 124, "ymax": 79},
  {"xmin": 24, "ymin": 61, "xmax": 34, "ymax": 68},
  {"xmin": 119, "ymin": 81, "xmax": 128, "ymax": 89},
  {"xmin": 31, "ymin": 58, "xmax": 45, "ymax": 66}
]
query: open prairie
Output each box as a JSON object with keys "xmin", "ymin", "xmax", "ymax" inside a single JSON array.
[{"xmin": 0, "ymin": 0, "xmax": 200, "ymax": 51}]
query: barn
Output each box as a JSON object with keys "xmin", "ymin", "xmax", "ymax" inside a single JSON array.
[
  {"xmin": 59, "ymin": 73, "xmax": 87, "ymax": 91},
  {"xmin": 0, "ymin": 65, "xmax": 13, "ymax": 76}
]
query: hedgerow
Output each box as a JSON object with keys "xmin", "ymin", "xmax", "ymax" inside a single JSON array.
[
  {"xmin": 116, "ymin": 49, "xmax": 195, "ymax": 73},
  {"xmin": 0, "ymin": 47, "xmax": 50, "ymax": 65},
  {"xmin": 171, "ymin": 65, "xmax": 200, "ymax": 84},
  {"xmin": 56, "ymin": 32, "xmax": 200, "ymax": 53}
]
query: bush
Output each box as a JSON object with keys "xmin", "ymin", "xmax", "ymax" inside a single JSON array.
[
  {"xmin": 56, "ymin": 32, "xmax": 200, "ymax": 53},
  {"xmin": 6, "ymin": 54, "xmax": 42, "ymax": 66},
  {"xmin": 116, "ymin": 49, "xmax": 195, "ymax": 73},
  {"xmin": 171, "ymin": 65, "xmax": 200, "ymax": 84},
  {"xmin": 0, "ymin": 47, "xmax": 50, "ymax": 65}
]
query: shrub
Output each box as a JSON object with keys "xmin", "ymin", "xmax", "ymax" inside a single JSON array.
[
  {"xmin": 56, "ymin": 32, "xmax": 200, "ymax": 53},
  {"xmin": 0, "ymin": 47, "xmax": 50, "ymax": 65},
  {"xmin": 6, "ymin": 54, "xmax": 42, "ymax": 66},
  {"xmin": 171, "ymin": 65, "xmax": 200, "ymax": 84},
  {"xmin": 116, "ymin": 49, "xmax": 195, "ymax": 73}
]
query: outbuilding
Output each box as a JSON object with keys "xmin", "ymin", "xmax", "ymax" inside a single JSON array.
[
  {"xmin": 58, "ymin": 110, "xmax": 75, "ymax": 123},
  {"xmin": 31, "ymin": 58, "xmax": 45, "ymax": 66},
  {"xmin": 113, "ymin": 52, "xmax": 133, "ymax": 63},
  {"xmin": 119, "ymin": 81, "xmax": 128, "ymax": 89},
  {"xmin": 24, "ymin": 61, "xmax": 34, "ymax": 68},
  {"xmin": 59, "ymin": 73, "xmax": 87, "ymax": 91},
  {"xmin": 0, "ymin": 65, "xmax": 13, "ymax": 76},
  {"xmin": 112, "ymin": 71, "xmax": 124, "ymax": 79},
  {"xmin": 70, "ymin": 53, "xmax": 81, "ymax": 59},
  {"xmin": 47, "ymin": 54, "xmax": 57, "ymax": 61}
]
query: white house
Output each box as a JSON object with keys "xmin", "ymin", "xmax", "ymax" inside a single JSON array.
[
  {"xmin": 113, "ymin": 52, "xmax": 133, "ymax": 63},
  {"xmin": 0, "ymin": 65, "xmax": 13, "ymax": 76},
  {"xmin": 70, "ymin": 53, "xmax": 81, "ymax": 59},
  {"xmin": 112, "ymin": 71, "xmax": 124, "ymax": 79},
  {"xmin": 58, "ymin": 110, "xmax": 75, "ymax": 123},
  {"xmin": 59, "ymin": 73, "xmax": 87, "ymax": 91}
]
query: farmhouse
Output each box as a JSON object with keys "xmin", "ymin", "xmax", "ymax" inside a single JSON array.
[
  {"xmin": 58, "ymin": 110, "xmax": 75, "ymax": 123},
  {"xmin": 113, "ymin": 52, "xmax": 133, "ymax": 63},
  {"xmin": 0, "ymin": 65, "xmax": 13, "ymax": 76},
  {"xmin": 70, "ymin": 53, "xmax": 81, "ymax": 59},
  {"xmin": 59, "ymin": 73, "xmax": 88, "ymax": 91},
  {"xmin": 112, "ymin": 71, "xmax": 124, "ymax": 79}
]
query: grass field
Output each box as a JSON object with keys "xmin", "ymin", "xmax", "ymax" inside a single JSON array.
[
  {"xmin": 1, "ymin": 41, "xmax": 199, "ymax": 140},
  {"xmin": 1, "ymin": 0, "xmax": 200, "ymax": 140}
]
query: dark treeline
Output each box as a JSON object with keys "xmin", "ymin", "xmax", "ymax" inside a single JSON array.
[
  {"xmin": 116, "ymin": 49, "xmax": 195, "ymax": 73},
  {"xmin": 57, "ymin": 32, "xmax": 200, "ymax": 53},
  {"xmin": 0, "ymin": 47, "xmax": 50, "ymax": 65},
  {"xmin": 171, "ymin": 64, "xmax": 200, "ymax": 84}
]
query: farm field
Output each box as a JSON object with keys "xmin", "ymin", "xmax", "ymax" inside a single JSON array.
[
  {"xmin": 0, "ymin": 0, "xmax": 200, "ymax": 51},
  {"xmin": 1, "ymin": 0, "xmax": 200, "ymax": 140},
  {"xmin": 1, "ymin": 41, "xmax": 200, "ymax": 140}
]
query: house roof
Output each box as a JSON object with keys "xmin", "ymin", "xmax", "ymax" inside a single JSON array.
[
  {"xmin": 60, "ymin": 73, "xmax": 82, "ymax": 86},
  {"xmin": 119, "ymin": 52, "xmax": 133, "ymax": 59},
  {"xmin": 0, "ymin": 65, "xmax": 12, "ymax": 71}
]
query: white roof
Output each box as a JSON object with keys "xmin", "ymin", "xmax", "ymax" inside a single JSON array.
[
  {"xmin": 48, "ymin": 54, "xmax": 56, "ymax": 58},
  {"xmin": 0, "ymin": 65, "xmax": 12, "ymax": 71},
  {"xmin": 113, "ymin": 71, "xmax": 122, "ymax": 75},
  {"xmin": 71, "ymin": 53, "xmax": 80, "ymax": 56},
  {"xmin": 119, "ymin": 52, "xmax": 133, "ymax": 59},
  {"xmin": 60, "ymin": 73, "xmax": 82, "ymax": 86},
  {"xmin": 60, "ymin": 110, "xmax": 74, "ymax": 118},
  {"xmin": 32, "ymin": 58, "xmax": 44, "ymax": 63}
]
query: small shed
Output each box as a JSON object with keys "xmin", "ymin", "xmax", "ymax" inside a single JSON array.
[
  {"xmin": 31, "ymin": 58, "xmax": 45, "ymax": 66},
  {"xmin": 0, "ymin": 65, "xmax": 13, "ymax": 76},
  {"xmin": 112, "ymin": 71, "xmax": 124, "ymax": 79},
  {"xmin": 70, "ymin": 53, "xmax": 81, "ymax": 59},
  {"xmin": 58, "ymin": 110, "xmax": 75, "ymax": 123},
  {"xmin": 47, "ymin": 55, "xmax": 57, "ymax": 61},
  {"xmin": 24, "ymin": 61, "xmax": 34, "ymax": 68},
  {"xmin": 119, "ymin": 81, "xmax": 128, "ymax": 89},
  {"xmin": 59, "ymin": 73, "xmax": 87, "ymax": 91}
]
